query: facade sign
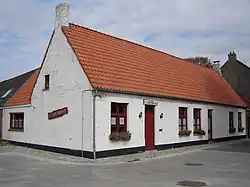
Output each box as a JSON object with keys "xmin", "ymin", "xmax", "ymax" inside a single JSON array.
[
  {"xmin": 143, "ymin": 99, "xmax": 158, "ymax": 106},
  {"xmin": 48, "ymin": 107, "xmax": 68, "ymax": 120}
]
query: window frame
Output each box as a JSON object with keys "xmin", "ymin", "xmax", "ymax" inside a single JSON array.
[
  {"xmin": 110, "ymin": 102, "xmax": 128, "ymax": 133},
  {"xmin": 229, "ymin": 111, "xmax": 234, "ymax": 129},
  {"xmin": 193, "ymin": 108, "xmax": 201, "ymax": 130},
  {"xmin": 179, "ymin": 107, "xmax": 188, "ymax": 131},
  {"xmin": 9, "ymin": 113, "xmax": 24, "ymax": 131},
  {"xmin": 44, "ymin": 74, "xmax": 50, "ymax": 90},
  {"xmin": 238, "ymin": 112, "xmax": 242, "ymax": 130}
]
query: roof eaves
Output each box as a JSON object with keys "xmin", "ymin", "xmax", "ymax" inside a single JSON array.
[
  {"xmin": 96, "ymin": 88, "xmax": 247, "ymax": 109},
  {"xmin": 0, "ymin": 103, "xmax": 31, "ymax": 109}
]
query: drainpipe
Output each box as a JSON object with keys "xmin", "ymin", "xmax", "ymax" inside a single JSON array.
[
  {"xmin": 81, "ymin": 89, "xmax": 92, "ymax": 158},
  {"xmin": 81, "ymin": 89, "xmax": 97, "ymax": 159},
  {"xmin": 92, "ymin": 90, "xmax": 97, "ymax": 160}
]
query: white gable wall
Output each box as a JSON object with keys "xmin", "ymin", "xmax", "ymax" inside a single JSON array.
[
  {"xmin": 2, "ymin": 28, "xmax": 94, "ymax": 152},
  {"xmin": 95, "ymin": 92, "xmax": 246, "ymax": 151}
]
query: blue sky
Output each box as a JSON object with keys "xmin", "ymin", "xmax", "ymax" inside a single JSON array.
[{"xmin": 0, "ymin": 0, "xmax": 250, "ymax": 81}]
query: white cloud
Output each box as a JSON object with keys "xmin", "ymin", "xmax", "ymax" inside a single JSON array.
[{"xmin": 0, "ymin": 0, "xmax": 250, "ymax": 80}]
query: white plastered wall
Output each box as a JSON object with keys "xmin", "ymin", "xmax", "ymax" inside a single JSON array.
[
  {"xmin": 95, "ymin": 92, "xmax": 246, "ymax": 151},
  {"xmin": 2, "ymin": 28, "xmax": 93, "ymax": 152}
]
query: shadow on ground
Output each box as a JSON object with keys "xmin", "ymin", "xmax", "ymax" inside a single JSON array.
[{"xmin": 204, "ymin": 140, "xmax": 250, "ymax": 153}]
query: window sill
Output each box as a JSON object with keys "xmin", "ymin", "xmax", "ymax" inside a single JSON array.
[
  {"xmin": 178, "ymin": 135, "xmax": 191, "ymax": 137},
  {"xmin": 8, "ymin": 129, "xmax": 24, "ymax": 132}
]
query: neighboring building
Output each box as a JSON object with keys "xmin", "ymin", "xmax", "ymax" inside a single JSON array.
[
  {"xmin": 221, "ymin": 52, "xmax": 250, "ymax": 137},
  {"xmin": 0, "ymin": 69, "xmax": 37, "ymax": 139},
  {"xmin": 1, "ymin": 4, "xmax": 247, "ymax": 159}
]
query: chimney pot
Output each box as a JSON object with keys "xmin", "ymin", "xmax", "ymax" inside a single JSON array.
[
  {"xmin": 228, "ymin": 51, "xmax": 237, "ymax": 61},
  {"xmin": 55, "ymin": 3, "xmax": 69, "ymax": 29},
  {"xmin": 212, "ymin": 60, "xmax": 222, "ymax": 75}
]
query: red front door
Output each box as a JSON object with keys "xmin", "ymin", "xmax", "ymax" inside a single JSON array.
[{"xmin": 145, "ymin": 105, "xmax": 155, "ymax": 150}]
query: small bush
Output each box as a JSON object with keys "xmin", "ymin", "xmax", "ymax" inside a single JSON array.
[
  {"xmin": 229, "ymin": 127, "xmax": 236, "ymax": 134},
  {"xmin": 109, "ymin": 131, "xmax": 131, "ymax": 142},
  {"xmin": 238, "ymin": 127, "xmax": 245, "ymax": 133},
  {"xmin": 178, "ymin": 130, "xmax": 192, "ymax": 137},
  {"xmin": 193, "ymin": 129, "xmax": 206, "ymax": 136}
]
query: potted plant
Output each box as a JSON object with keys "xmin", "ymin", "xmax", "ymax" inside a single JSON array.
[
  {"xmin": 109, "ymin": 131, "xmax": 131, "ymax": 142},
  {"xmin": 229, "ymin": 127, "xmax": 236, "ymax": 134},
  {"xmin": 178, "ymin": 130, "xmax": 192, "ymax": 137},
  {"xmin": 238, "ymin": 127, "xmax": 245, "ymax": 133},
  {"xmin": 193, "ymin": 129, "xmax": 206, "ymax": 136}
]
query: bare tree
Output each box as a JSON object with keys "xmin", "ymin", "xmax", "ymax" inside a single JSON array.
[{"xmin": 184, "ymin": 56, "xmax": 213, "ymax": 68}]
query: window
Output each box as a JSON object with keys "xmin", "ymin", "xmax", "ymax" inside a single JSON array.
[
  {"xmin": 229, "ymin": 112, "xmax": 234, "ymax": 129},
  {"xmin": 1, "ymin": 90, "xmax": 12, "ymax": 98},
  {"xmin": 238, "ymin": 112, "xmax": 242, "ymax": 129},
  {"xmin": 193, "ymin": 108, "xmax": 201, "ymax": 130},
  {"xmin": 10, "ymin": 113, "xmax": 24, "ymax": 131},
  {"xmin": 179, "ymin": 107, "xmax": 188, "ymax": 131},
  {"xmin": 111, "ymin": 102, "xmax": 127, "ymax": 133},
  {"xmin": 44, "ymin": 74, "xmax": 50, "ymax": 90}
]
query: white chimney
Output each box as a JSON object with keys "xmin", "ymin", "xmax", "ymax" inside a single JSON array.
[
  {"xmin": 212, "ymin": 60, "xmax": 222, "ymax": 76},
  {"xmin": 55, "ymin": 3, "xmax": 69, "ymax": 29}
]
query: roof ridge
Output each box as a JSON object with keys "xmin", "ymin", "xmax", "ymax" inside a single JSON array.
[
  {"xmin": 236, "ymin": 59, "xmax": 250, "ymax": 70},
  {"xmin": 69, "ymin": 22, "xmax": 213, "ymax": 70}
]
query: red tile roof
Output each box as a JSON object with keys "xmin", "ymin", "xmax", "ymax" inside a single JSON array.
[
  {"xmin": 6, "ymin": 23, "xmax": 246, "ymax": 107},
  {"xmin": 7, "ymin": 69, "xmax": 39, "ymax": 106},
  {"xmin": 62, "ymin": 23, "xmax": 246, "ymax": 107}
]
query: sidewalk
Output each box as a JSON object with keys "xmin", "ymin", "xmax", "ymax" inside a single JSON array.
[{"xmin": 0, "ymin": 139, "xmax": 247, "ymax": 165}]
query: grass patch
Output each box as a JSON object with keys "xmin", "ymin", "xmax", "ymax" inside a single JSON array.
[{"xmin": 0, "ymin": 140, "xmax": 9, "ymax": 147}]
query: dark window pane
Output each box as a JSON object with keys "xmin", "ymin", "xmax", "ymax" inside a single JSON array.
[
  {"xmin": 10, "ymin": 113, "xmax": 24, "ymax": 130},
  {"xmin": 146, "ymin": 106, "xmax": 154, "ymax": 112},
  {"xmin": 119, "ymin": 104, "xmax": 125, "ymax": 113},
  {"xmin": 44, "ymin": 75, "xmax": 50, "ymax": 89},
  {"xmin": 111, "ymin": 103, "xmax": 117, "ymax": 113},
  {"xmin": 110, "ymin": 103, "xmax": 127, "ymax": 133},
  {"xmin": 111, "ymin": 126, "xmax": 116, "ymax": 133}
]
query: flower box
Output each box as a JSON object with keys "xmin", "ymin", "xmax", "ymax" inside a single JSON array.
[
  {"xmin": 193, "ymin": 129, "xmax": 206, "ymax": 136},
  {"xmin": 178, "ymin": 130, "xmax": 192, "ymax": 137},
  {"xmin": 229, "ymin": 127, "xmax": 236, "ymax": 134},
  {"xmin": 109, "ymin": 131, "xmax": 131, "ymax": 142},
  {"xmin": 238, "ymin": 127, "xmax": 245, "ymax": 133}
]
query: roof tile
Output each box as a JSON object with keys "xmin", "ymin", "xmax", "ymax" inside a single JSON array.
[
  {"xmin": 62, "ymin": 23, "xmax": 246, "ymax": 107},
  {"xmin": 6, "ymin": 69, "xmax": 40, "ymax": 106}
]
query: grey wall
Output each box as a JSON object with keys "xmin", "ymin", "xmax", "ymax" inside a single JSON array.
[
  {"xmin": 221, "ymin": 53, "xmax": 250, "ymax": 99},
  {"xmin": 0, "ymin": 109, "xmax": 2, "ymax": 139}
]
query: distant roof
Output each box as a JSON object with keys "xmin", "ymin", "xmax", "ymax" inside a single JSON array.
[
  {"xmin": 61, "ymin": 23, "xmax": 246, "ymax": 107},
  {"xmin": 6, "ymin": 69, "xmax": 40, "ymax": 106},
  {"xmin": 5, "ymin": 30, "xmax": 55, "ymax": 107},
  {"xmin": 0, "ymin": 69, "xmax": 38, "ymax": 106},
  {"xmin": 222, "ymin": 57, "xmax": 250, "ymax": 71}
]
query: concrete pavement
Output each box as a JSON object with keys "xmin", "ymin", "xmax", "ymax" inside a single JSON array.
[{"xmin": 1, "ymin": 140, "xmax": 250, "ymax": 187}]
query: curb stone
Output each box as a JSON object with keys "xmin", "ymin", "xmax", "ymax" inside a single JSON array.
[{"xmin": 0, "ymin": 139, "xmax": 248, "ymax": 165}]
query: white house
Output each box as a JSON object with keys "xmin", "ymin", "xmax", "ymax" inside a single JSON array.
[{"xmin": 1, "ymin": 4, "xmax": 247, "ymax": 159}]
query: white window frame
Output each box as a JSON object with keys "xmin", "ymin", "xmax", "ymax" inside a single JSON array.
[{"xmin": 1, "ymin": 90, "xmax": 12, "ymax": 98}]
